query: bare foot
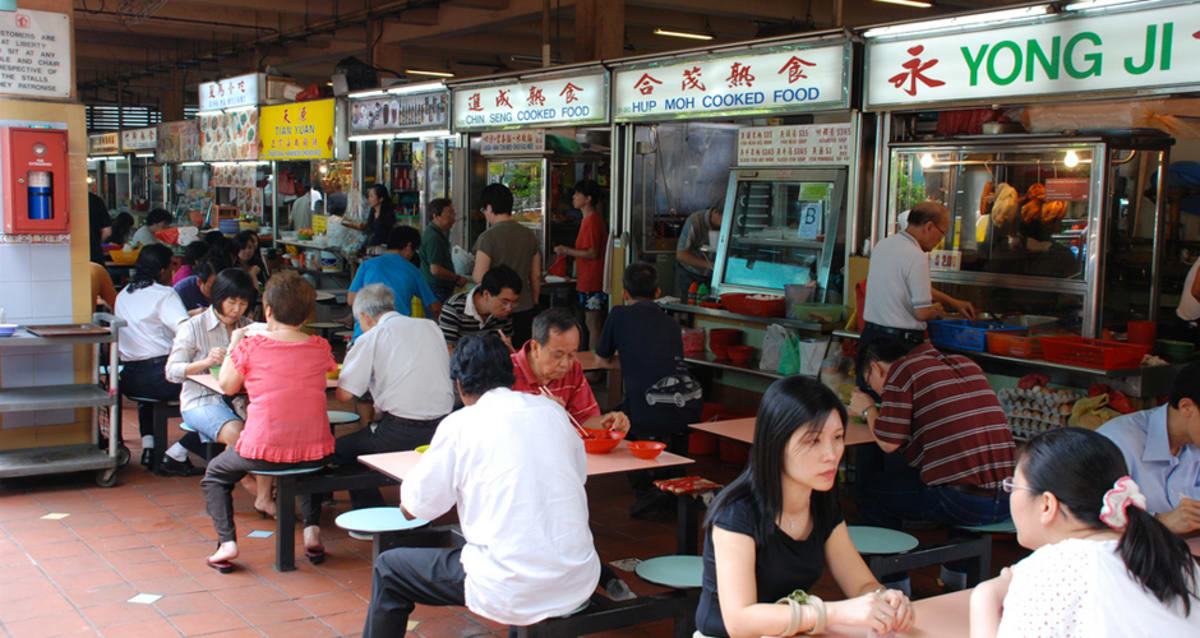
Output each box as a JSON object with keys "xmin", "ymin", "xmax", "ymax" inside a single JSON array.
[
  {"xmin": 208, "ymin": 540, "xmax": 238, "ymax": 563},
  {"xmin": 254, "ymin": 498, "xmax": 277, "ymax": 518},
  {"xmin": 303, "ymin": 525, "xmax": 324, "ymax": 552},
  {"xmin": 239, "ymin": 475, "xmax": 258, "ymax": 496}
]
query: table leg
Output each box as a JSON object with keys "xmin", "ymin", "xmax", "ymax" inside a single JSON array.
[
  {"xmin": 152, "ymin": 404, "xmax": 168, "ymax": 474},
  {"xmin": 676, "ymin": 494, "xmax": 700, "ymax": 555}
]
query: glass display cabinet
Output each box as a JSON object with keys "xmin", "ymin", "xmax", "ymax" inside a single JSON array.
[
  {"xmin": 712, "ymin": 167, "xmax": 846, "ymax": 300},
  {"xmin": 885, "ymin": 133, "xmax": 1170, "ymax": 337},
  {"xmin": 487, "ymin": 157, "xmax": 546, "ymax": 255}
]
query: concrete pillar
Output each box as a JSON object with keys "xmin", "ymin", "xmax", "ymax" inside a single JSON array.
[{"xmin": 574, "ymin": 0, "xmax": 624, "ymax": 63}]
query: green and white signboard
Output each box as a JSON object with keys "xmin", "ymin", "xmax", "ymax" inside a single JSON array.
[{"xmin": 865, "ymin": 2, "xmax": 1200, "ymax": 109}]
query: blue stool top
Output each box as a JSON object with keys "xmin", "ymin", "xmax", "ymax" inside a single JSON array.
[
  {"xmin": 847, "ymin": 525, "xmax": 919, "ymax": 555},
  {"xmin": 251, "ymin": 466, "xmax": 324, "ymax": 477},
  {"xmin": 179, "ymin": 422, "xmax": 196, "ymax": 432},
  {"xmin": 328, "ymin": 410, "xmax": 361, "ymax": 425},
  {"xmin": 635, "ymin": 555, "xmax": 703, "ymax": 589},
  {"xmin": 960, "ymin": 520, "xmax": 1017, "ymax": 534},
  {"xmin": 335, "ymin": 507, "xmax": 429, "ymax": 533}
]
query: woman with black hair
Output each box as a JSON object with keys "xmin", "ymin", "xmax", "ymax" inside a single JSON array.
[
  {"xmin": 109, "ymin": 211, "xmax": 136, "ymax": 247},
  {"xmin": 233, "ymin": 230, "xmax": 267, "ymax": 287},
  {"xmin": 696, "ymin": 376, "xmax": 913, "ymax": 637},
  {"xmin": 345, "ymin": 184, "xmax": 396, "ymax": 250},
  {"xmin": 173, "ymin": 240, "xmax": 210, "ymax": 285},
  {"xmin": 970, "ymin": 427, "xmax": 1200, "ymax": 637},
  {"xmin": 114, "ymin": 244, "xmax": 202, "ymax": 476}
]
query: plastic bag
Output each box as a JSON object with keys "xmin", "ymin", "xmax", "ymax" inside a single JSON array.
[
  {"xmin": 799, "ymin": 338, "xmax": 830, "ymax": 378},
  {"xmin": 761, "ymin": 324, "xmax": 796, "ymax": 372},
  {"xmin": 1068, "ymin": 394, "xmax": 1122, "ymax": 430},
  {"xmin": 778, "ymin": 335, "xmax": 802, "ymax": 376},
  {"xmin": 452, "ymin": 245, "xmax": 475, "ymax": 276}
]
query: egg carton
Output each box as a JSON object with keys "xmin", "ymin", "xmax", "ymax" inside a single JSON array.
[
  {"xmin": 1008, "ymin": 416, "xmax": 1068, "ymax": 439},
  {"xmin": 997, "ymin": 387, "xmax": 1083, "ymax": 409}
]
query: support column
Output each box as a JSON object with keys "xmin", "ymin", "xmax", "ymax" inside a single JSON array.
[
  {"xmin": 161, "ymin": 68, "xmax": 185, "ymax": 121},
  {"xmin": 574, "ymin": 0, "xmax": 624, "ymax": 63}
]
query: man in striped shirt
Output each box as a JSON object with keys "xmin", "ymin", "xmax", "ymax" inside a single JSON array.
[
  {"xmin": 850, "ymin": 337, "xmax": 1016, "ymax": 530},
  {"xmin": 437, "ymin": 265, "xmax": 521, "ymax": 353}
]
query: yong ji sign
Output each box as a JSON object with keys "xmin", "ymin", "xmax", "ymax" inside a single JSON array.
[
  {"xmin": 613, "ymin": 41, "xmax": 850, "ymax": 122},
  {"xmin": 865, "ymin": 3, "xmax": 1200, "ymax": 109},
  {"xmin": 453, "ymin": 72, "xmax": 608, "ymax": 131}
]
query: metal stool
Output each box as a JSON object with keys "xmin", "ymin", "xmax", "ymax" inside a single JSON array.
[
  {"xmin": 305, "ymin": 322, "xmax": 341, "ymax": 341},
  {"xmin": 250, "ymin": 465, "xmax": 325, "ymax": 572},
  {"xmin": 635, "ymin": 555, "xmax": 704, "ymax": 589},
  {"xmin": 178, "ymin": 421, "xmax": 220, "ymax": 460},
  {"xmin": 334, "ymin": 507, "xmax": 430, "ymax": 560}
]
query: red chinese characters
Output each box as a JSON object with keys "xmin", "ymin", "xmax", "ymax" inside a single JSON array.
[
  {"xmin": 633, "ymin": 73, "xmax": 663, "ymax": 96},
  {"xmin": 282, "ymin": 108, "xmax": 291, "ymax": 125},
  {"xmin": 559, "ymin": 83, "xmax": 583, "ymax": 104},
  {"xmin": 496, "ymin": 89, "xmax": 512, "ymax": 109},
  {"xmin": 725, "ymin": 62, "xmax": 755, "ymax": 88},
  {"xmin": 888, "ymin": 45, "xmax": 944, "ymax": 97},
  {"xmin": 527, "ymin": 86, "xmax": 546, "ymax": 107},
  {"xmin": 299, "ymin": 106, "xmax": 307, "ymax": 122},
  {"xmin": 681, "ymin": 66, "xmax": 706, "ymax": 92},
  {"xmin": 467, "ymin": 92, "xmax": 483, "ymax": 112},
  {"xmin": 778, "ymin": 56, "xmax": 816, "ymax": 83}
]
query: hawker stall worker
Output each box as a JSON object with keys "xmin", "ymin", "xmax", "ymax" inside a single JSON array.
[
  {"xmin": 332, "ymin": 284, "xmax": 454, "ymax": 510},
  {"xmin": 674, "ymin": 205, "xmax": 722, "ymax": 298},
  {"xmin": 859, "ymin": 201, "xmax": 976, "ymax": 392},
  {"xmin": 129, "ymin": 208, "xmax": 172, "ymax": 247},
  {"xmin": 1099, "ymin": 361, "xmax": 1200, "ymax": 535},
  {"xmin": 850, "ymin": 336, "xmax": 1016, "ymax": 590},
  {"xmin": 363, "ymin": 333, "xmax": 600, "ymax": 638},
  {"xmin": 510, "ymin": 307, "xmax": 630, "ymax": 435},
  {"xmin": 438, "ymin": 265, "xmax": 522, "ymax": 353},
  {"xmin": 347, "ymin": 225, "xmax": 440, "ymax": 341}
]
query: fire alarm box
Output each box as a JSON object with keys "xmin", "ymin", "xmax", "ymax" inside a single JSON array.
[{"xmin": 1, "ymin": 127, "xmax": 71, "ymax": 234}]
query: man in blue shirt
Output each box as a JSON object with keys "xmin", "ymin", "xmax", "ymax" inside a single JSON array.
[
  {"xmin": 348, "ymin": 225, "xmax": 440, "ymax": 340},
  {"xmin": 1098, "ymin": 361, "xmax": 1200, "ymax": 535}
]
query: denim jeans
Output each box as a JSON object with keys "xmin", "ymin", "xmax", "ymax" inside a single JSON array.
[{"xmin": 854, "ymin": 444, "xmax": 1010, "ymax": 529}]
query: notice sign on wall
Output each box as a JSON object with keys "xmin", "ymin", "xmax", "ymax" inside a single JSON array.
[
  {"xmin": 481, "ymin": 129, "xmax": 545, "ymax": 155},
  {"xmin": 737, "ymin": 124, "xmax": 854, "ymax": 166},
  {"xmin": 0, "ymin": 9, "xmax": 70, "ymax": 99}
]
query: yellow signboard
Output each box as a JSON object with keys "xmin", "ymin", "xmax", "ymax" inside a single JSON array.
[{"xmin": 259, "ymin": 98, "xmax": 336, "ymax": 160}]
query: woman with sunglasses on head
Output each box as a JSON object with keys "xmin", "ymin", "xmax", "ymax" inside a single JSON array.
[
  {"xmin": 970, "ymin": 427, "xmax": 1200, "ymax": 637},
  {"xmin": 695, "ymin": 376, "xmax": 914, "ymax": 637}
]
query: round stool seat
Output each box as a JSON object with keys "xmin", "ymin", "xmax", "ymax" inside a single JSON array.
[
  {"xmin": 635, "ymin": 555, "xmax": 703, "ymax": 588},
  {"xmin": 847, "ymin": 525, "xmax": 919, "ymax": 555},
  {"xmin": 251, "ymin": 466, "xmax": 324, "ymax": 477},
  {"xmin": 959, "ymin": 520, "xmax": 1017, "ymax": 534},
  {"xmin": 179, "ymin": 422, "xmax": 197, "ymax": 432},
  {"xmin": 306, "ymin": 321, "xmax": 340, "ymax": 330},
  {"xmin": 335, "ymin": 507, "xmax": 429, "ymax": 533},
  {"xmin": 315, "ymin": 291, "xmax": 334, "ymax": 303},
  {"xmin": 328, "ymin": 410, "xmax": 361, "ymax": 425},
  {"xmin": 335, "ymin": 330, "xmax": 354, "ymax": 341}
]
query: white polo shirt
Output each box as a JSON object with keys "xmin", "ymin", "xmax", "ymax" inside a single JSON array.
[
  {"xmin": 1178, "ymin": 258, "xmax": 1200, "ymax": 321},
  {"xmin": 863, "ymin": 230, "xmax": 934, "ymax": 331},
  {"xmin": 402, "ymin": 387, "xmax": 600, "ymax": 625},
  {"xmin": 114, "ymin": 283, "xmax": 189, "ymax": 361},
  {"xmin": 338, "ymin": 311, "xmax": 454, "ymax": 420}
]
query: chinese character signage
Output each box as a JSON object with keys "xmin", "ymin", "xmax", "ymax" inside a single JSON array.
[
  {"xmin": 481, "ymin": 129, "xmax": 545, "ymax": 155},
  {"xmin": 198, "ymin": 73, "xmax": 262, "ymax": 111},
  {"xmin": 613, "ymin": 42, "xmax": 849, "ymax": 122},
  {"xmin": 736, "ymin": 124, "xmax": 854, "ymax": 166},
  {"xmin": 259, "ymin": 98, "xmax": 336, "ymax": 160},
  {"xmin": 200, "ymin": 108, "xmax": 259, "ymax": 161},
  {"xmin": 88, "ymin": 132, "xmax": 120, "ymax": 155},
  {"xmin": 350, "ymin": 90, "xmax": 449, "ymax": 134},
  {"xmin": 453, "ymin": 72, "xmax": 607, "ymax": 131},
  {"xmin": 156, "ymin": 120, "xmax": 201, "ymax": 163},
  {"xmin": 121, "ymin": 126, "xmax": 157, "ymax": 152},
  {"xmin": 0, "ymin": 9, "xmax": 70, "ymax": 99},
  {"xmin": 865, "ymin": 3, "xmax": 1200, "ymax": 109}
]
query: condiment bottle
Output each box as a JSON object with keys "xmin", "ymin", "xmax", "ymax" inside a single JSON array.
[{"xmin": 687, "ymin": 282, "xmax": 700, "ymax": 305}]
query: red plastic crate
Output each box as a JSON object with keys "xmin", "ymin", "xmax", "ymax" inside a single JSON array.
[
  {"xmin": 1039, "ymin": 336, "xmax": 1150, "ymax": 370},
  {"xmin": 720, "ymin": 293, "xmax": 785, "ymax": 317},
  {"xmin": 986, "ymin": 332, "xmax": 1043, "ymax": 359}
]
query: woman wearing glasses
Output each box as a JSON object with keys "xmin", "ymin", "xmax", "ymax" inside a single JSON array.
[{"xmin": 970, "ymin": 427, "xmax": 1200, "ymax": 637}]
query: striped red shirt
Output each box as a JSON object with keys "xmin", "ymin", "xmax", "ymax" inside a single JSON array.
[
  {"xmin": 510, "ymin": 342, "xmax": 601, "ymax": 426},
  {"xmin": 874, "ymin": 343, "xmax": 1016, "ymax": 488}
]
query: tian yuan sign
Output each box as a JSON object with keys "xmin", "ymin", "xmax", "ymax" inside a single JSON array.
[{"xmin": 865, "ymin": 3, "xmax": 1200, "ymax": 108}]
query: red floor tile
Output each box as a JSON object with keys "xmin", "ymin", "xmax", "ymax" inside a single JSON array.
[
  {"xmin": 212, "ymin": 583, "xmax": 288, "ymax": 608},
  {"xmin": 235, "ymin": 599, "xmax": 315, "ymax": 626},
  {"xmin": 62, "ymin": 584, "xmax": 138, "ymax": 609},
  {"xmin": 257, "ymin": 618, "xmax": 338, "ymax": 638},
  {"xmin": 26, "ymin": 540, "xmax": 97, "ymax": 561},
  {"xmin": 152, "ymin": 591, "xmax": 228, "ymax": 616},
  {"xmin": 39, "ymin": 553, "xmax": 113, "ymax": 575},
  {"xmin": 86, "ymin": 534, "xmax": 150, "ymax": 552},
  {"xmin": 106, "ymin": 546, "xmax": 169, "ymax": 565},
  {"xmin": 295, "ymin": 591, "xmax": 367, "ymax": 617},
  {"xmin": 169, "ymin": 609, "xmax": 251, "ymax": 636},
  {"xmin": 409, "ymin": 614, "xmax": 494, "ymax": 638},
  {"xmin": 0, "ymin": 591, "xmax": 76, "ymax": 622},
  {"xmin": 317, "ymin": 611, "xmax": 365, "ymax": 636},
  {"xmin": 97, "ymin": 617, "xmax": 181, "ymax": 638},
  {"xmin": 2, "ymin": 611, "xmax": 94, "ymax": 638},
  {"xmin": 79, "ymin": 601, "xmax": 163, "ymax": 628},
  {"xmin": 127, "ymin": 575, "xmax": 208, "ymax": 596}
]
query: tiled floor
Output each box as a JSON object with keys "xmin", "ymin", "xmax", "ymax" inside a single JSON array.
[{"xmin": 0, "ymin": 399, "xmax": 1027, "ymax": 638}]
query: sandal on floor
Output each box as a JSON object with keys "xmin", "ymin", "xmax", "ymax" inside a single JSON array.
[
  {"xmin": 207, "ymin": 557, "xmax": 235, "ymax": 574},
  {"xmin": 305, "ymin": 546, "xmax": 327, "ymax": 565}
]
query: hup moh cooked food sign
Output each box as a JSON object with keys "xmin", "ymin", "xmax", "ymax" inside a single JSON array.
[
  {"xmin": 865, "ymin": 3, "xmax": 1200, "ymax": 109},
  {"xmin": 259, "ymin": 99, "xmax": 336, "ymax": 160}
]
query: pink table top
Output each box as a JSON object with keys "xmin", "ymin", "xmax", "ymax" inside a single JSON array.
[
  {"xmin": 823, "ymin": 589, "xmax": 972, "ymax": 638},
  {"xmin": 690, "ymin": 417, "xmax": 876, "ymax": 447},
  {"xmin": 576, "ymin": 351, "xmax": 617, "ymax": 371},
  {"xmin": 360, "ymin": 440, "xmax": 694, "ymax": 482},
  {"xmin": 187, "ymin": 372, "xmax": 338, "ymax": 395}
]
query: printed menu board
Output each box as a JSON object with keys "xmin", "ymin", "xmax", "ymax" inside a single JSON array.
[
  {"xmin": 156, "ymin": 120, "xmax": 201, "ymax": 163},
  {"xmin": 200, "ymin": 109, "xmax": 259, "ymax": 161}
]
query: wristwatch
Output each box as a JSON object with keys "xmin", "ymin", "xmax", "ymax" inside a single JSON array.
[{"xmin": 861, "ymin": 407, "xmax": 871, "ymax": 422}]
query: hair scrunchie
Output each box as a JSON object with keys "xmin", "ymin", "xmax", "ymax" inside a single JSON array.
[{"xmin": 1099, "ymin": 475, "xmax": 1147, "ymax": 531}]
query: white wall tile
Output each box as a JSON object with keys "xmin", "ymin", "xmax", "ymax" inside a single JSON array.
[
  {"xmin": 34, "ymin": 282, "xmax": 73, "ymax": 320},
  {"xmin": 1, "ymin": 411, "xmax": 38, "ymax": 428},
  {"xmin": 28, "ymin": 245, "xmax": 71, "ymax": 282},
  {"xmin": 0, "ymin": 244, "xmax": 30, "ymax": 283},
  {"xmin": 1, "ymin": 353, "xmax": 34, "ymax": 388},
  {"xmin": 0, "ymin": 281, "xmax": 32, "ymax": 321}
]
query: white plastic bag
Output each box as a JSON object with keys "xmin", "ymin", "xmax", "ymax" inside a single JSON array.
[
  {"xmin": 452, "ymin": 245, "xmax": 475, "ymax": 276},
  {"xmin": 760, "ymin": 324, "xmax": 796, "ymax": 372},
  {"xmin": 799, "ymin": 338, "xmax": 830, "ymax": 378}
]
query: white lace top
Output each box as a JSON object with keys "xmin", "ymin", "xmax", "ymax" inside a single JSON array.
[{"xmin": 997, "ymin": 538, "xmax": 1200, "ymax": 638}]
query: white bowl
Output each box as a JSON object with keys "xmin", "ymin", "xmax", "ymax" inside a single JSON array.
[{"xmin": 0, "ymin": 324, "xmax": 17, "ymax": 337}]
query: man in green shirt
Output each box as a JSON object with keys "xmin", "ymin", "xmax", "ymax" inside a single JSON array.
[{"xmin": 419, "ymin": 198, "xmax": 467, "ymax": 302}]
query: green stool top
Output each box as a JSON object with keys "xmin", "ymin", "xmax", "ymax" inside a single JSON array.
[
  {"xmin": 960, "ymin": 520, "xmax": 1017, "ymax": 534},
  {"xmin": 847, "ymin": 525, "xmax": 919, "ymax": 555},
  {"xmin": 635, "ymin": 555, "xmax": 704, "ymax": 589},
  {"xmin": 335, "ymin": 507, "xmax": 429, "ymax": 533},
  {"xmin": 251, "ymin": 466, "xmax": 324, "ymax": 477},
  {"xmin": 328, "ymin": 410, "xmax": 361, "ymax": 425}
]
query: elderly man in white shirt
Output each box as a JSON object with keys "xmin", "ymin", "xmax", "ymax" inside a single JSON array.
[
  {"xmin": 363, "ymin": 332, "xmax": 601, "ymax": 637},
  {"xmin": 332, "ymin": 283, "xmax": 454, "ymax": 510}
]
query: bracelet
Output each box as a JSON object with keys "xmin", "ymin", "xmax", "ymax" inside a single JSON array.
[
  {"xmin": 768, "ymin": 597, "xmax": 803, "ymax": 638},
  {"xmin": 805, "ymin": 595, "xmax": 827, "ymax": 635}
]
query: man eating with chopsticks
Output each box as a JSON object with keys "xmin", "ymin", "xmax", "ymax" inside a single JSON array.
[{"xmin": 510, "ymin": 308, "xmax": 630, "ymax": 435}]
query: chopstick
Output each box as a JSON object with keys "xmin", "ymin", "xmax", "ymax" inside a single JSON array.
[{"xmin": 541, "ymin": 385, "xmax": 591, "ymax": 438}]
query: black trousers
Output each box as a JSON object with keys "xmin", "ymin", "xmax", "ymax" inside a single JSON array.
[
  {"xmin": 365, "ymin": 547, "xmax": 467, "ymax": 638},
  {"xmin": 331, "ymin": 413, "xmax": 441, "ymax": 509},
  {"xmin": 200, "ymin": 447, "xmax": 328, "ymax": 542},
  {"xmin": 119, "ymin": 356, "xmax": 181, "ymax": 441}
]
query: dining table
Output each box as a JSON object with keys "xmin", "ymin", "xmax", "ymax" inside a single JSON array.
[
  {"xmin": 689, "ymin": 416, "xmax": 876, "ymax": 446},
  {"xmin": 186, "ymin": 372, "xmax": 339, "ymax": 394},
  {"xmin": 823, "ymin": 588, "xmax": 973, "ymax": 637}
]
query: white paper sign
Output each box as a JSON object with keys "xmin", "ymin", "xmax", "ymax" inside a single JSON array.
[
  {"xmin": 0, "ymin": 9, "xmax": 71, "ymax": 99},
  {"xmin": 866, "ymin": 4, "xmax": 1200, "ymax": 109},
  {"xmin": 737, "ymin": 124, "xmax": 854, "ymax": 166},
  {"xmin": 930, "ymin": 249, "xmax": 962, "ymax": 272},
  {"xmin": 199, "ymin": 73, "xmax": 261, "ymax": 111},
  {"xmin": 88, "ymin": 132, "xmax": 120, "ymax": 155},
  {"xmin": 613, "ymin": 43, "xmax": 849, "ymax": 122},
  {"xmin": 453, "ymin": 72, "xmax": 607, "ymax": 131},
  {"xmin": 481, "ymin": 129, "xmax": 545, "ymax": 155},
  {"xmin": 121, "ymin": 126, "xmax": 158, "ymax": 151}
]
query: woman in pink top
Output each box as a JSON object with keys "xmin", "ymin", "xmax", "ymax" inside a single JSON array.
[{"xmin": 201, "ymin": 271, "xmax": 336, "ymax": 573}]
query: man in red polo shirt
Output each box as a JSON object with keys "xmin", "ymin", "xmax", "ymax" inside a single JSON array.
[{"xmin": 511, "ymin": 308, "xmax": 630, "ymax": 434}]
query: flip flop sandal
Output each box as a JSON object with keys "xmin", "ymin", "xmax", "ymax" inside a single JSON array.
[
  {"xmin": 305, "ymin": 547, "xmax": 327, "ymax": 565},
  {"xmin": 207, "ymin": 557, "xmax": 235, "ymax": 574}
]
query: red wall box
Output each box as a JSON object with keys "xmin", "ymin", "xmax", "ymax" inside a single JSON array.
[{"xmin": 1, "ymin": 127, "xmax": 71, "ymax": 234}]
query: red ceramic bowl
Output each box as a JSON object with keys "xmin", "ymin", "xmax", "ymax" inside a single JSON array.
[
  {"xmin": 627, "ymin": 440, "xmax": 667, "ymax": 460},
  {"xmin": 728, "ymin": 345, "xmax": 755, "ymax": 365},
  {"xmin": 583, "ymin": 428, "xmax": 626, "ymax": 454}
]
